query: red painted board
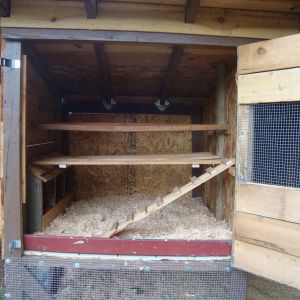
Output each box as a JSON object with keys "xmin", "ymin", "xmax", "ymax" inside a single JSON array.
[{"xmin": 24, "ymin": 235, "xmax": 231, "ymax": 256}]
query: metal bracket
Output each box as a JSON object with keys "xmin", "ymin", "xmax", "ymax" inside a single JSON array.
[
  {"xmin": 102, "ymin": 97, "xmax": 117, "ymax": 110},
  {"xmin": 154, "ymin": 98, "xmax": 170, "ymax": 112},
  {"xmin": 0, "ymin": 58, "xmax": 21, "ymax": 69}
]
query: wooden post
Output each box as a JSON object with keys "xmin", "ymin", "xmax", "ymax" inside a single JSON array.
[
  {"xmin": 191, "ymin": 112, "xmax": 203, "ymax": 198},
  {"xmin": 26, "ymin": 174, "xmax": 43, "ymax": 233},
  {"xmin": 215, "ymin": 62, "xmax": 226, "ymax": 221},
  {"xmin": 3, "ymin": 39, "xmax": 23, "ymax": 256}
]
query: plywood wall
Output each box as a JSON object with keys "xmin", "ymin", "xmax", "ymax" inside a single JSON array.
[
  {"xmin": 203, "ymin": 69, "xmax": 236, "ymax": 226},
  {"xmin": 69, "ymin": 114, "xmax": 192, "ymax": 199}
]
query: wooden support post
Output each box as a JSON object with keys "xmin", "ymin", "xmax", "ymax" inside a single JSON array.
[
  {"xmin": 83, "ymin": 0, "xmax": 97, "ymax": 19},
  {"xmin": 215, "ymin": 62, "xmax": 226, "ymax": 221},
  {"xmin": 192, "ymin": 112, "xmax": 203, "ymax": 198},
  {"xmin": 26, "ymin": 174, "xmax": 43, "ymax": 234},
  {"xmin": 3, "ymin": 39, "xmax": 23, "ymax": 256},
  {"xmin": 185, "ymin": 0, "xmax": 200, "ymax": 23}
]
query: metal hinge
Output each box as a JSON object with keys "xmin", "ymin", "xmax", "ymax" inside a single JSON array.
[
  {"xmin": 9, "ymin": 240, "xmax": 22, "ymax": 254},
  {"xmin": 0, "ymin": 57, "xmax": 21, "ymax": 69}
]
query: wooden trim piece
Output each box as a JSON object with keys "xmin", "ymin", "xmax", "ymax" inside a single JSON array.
[
  {"xmin": 24, "ymin": 235, "xmax": 232, "ymax": 256},
  {"xmin": 3, "ymin": 40, "xmax": 23, "ymax": 257},
  {"xmin": 2, "ymin": 2, "xmax": 299, "ymax": 39},
  {"xmin": 238, "ymin": 67, "xmax": 300, "ymax": 104},
  {"xmin": 234, "ymin": 240, "xmax": 300, "ymax": 290},
  {"xmin": 29, "ymin": 165, "xmax": 66, "ymax": 182},
  {"xmin": 235, "ymin": 212, "xmax": 300, "ymax": 258},
  {"xmin": 238, "ymin": 33, "xmax": 300, "ymax": 75},
  {"xmin": 38, "ymin": 123, "xmax": 229, "ymax": 132},
  {"xmin": 185, "ymin": 0, "xmax": 200, "ymax": 23},
  {"xmin": 2, "ymin": 28, "xmax": 260, "ymax": 46},
  {"xmin": 33, "ymin": 152, "xmax": 221, "ymax": 166},
  {"xmin": 42, "ymin": 193, "xmax": 73, "ymax": 229},
  {"xmin": 21, "ymin": 55, "xmax": 27, "ymax": 204},
  {"xmin": 236, "ymin": 183, "xmax": 300, "ymax": 223},
  {"xmin": 215, "ymin": 62, "xmax": 225, "ymax": 221}
]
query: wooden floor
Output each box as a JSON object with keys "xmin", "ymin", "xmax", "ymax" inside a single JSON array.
[
  {"xmin": 33, "ymin": 152, "xmax": 221, "ymax": 166},
  {"xmin": 38, "ymin": 122, "xmax": 228, "ymax": 132}
]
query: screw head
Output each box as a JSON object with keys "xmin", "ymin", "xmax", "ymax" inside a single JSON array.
[{"xmin": 74, "ymin": 263, "xmax": 80, "ymax": 269}]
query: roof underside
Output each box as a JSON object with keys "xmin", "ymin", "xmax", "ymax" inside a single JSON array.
[{"xmin": 31, "ymin": 41, "xmax": 236, "ymax": 106}]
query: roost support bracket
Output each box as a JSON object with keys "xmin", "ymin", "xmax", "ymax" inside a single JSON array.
[{"xmin": 0, "ymin": 57, "xmax": 21, "ymax": 69}]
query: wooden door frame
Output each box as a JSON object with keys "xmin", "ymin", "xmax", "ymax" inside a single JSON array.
[
  {"xmin": 1, "ymin": 28, "xmax": 256, "ymax": 258},
  {"xmin": 2, "ymin": 39, "xmax": 23, "ymax": 257}
]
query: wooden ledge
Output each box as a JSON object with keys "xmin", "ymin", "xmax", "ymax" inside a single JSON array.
[
  {"xmin": 33, "ymin": 152, "xmax": 221, "ymax": 166},
  {"xmin": 38, "ymin": 122, "xmax": 229, "ymax": 132}
]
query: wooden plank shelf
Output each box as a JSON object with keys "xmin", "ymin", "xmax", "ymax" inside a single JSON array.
[
  {"xmin": 33, "ymin": 152, "xmax": 221, "ymax": 166},
  {"xmin": 38, "ymin": 122, "xmax": 228, "ymax": 132}
]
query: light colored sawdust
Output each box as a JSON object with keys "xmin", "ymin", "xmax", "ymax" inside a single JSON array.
[{"xmin": 42, "ymin": 193, "xmax": 232, "ymax": 239}]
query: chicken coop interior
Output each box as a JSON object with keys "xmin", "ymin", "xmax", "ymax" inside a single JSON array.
[{"xmin": 23, "ymin": 40, "xmax": 237, "ymax": 241}]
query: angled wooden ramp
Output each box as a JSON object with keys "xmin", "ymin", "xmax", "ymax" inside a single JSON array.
[{"xmin": 100, "ymin": 158, "xmax": 235, "ymax": 238}]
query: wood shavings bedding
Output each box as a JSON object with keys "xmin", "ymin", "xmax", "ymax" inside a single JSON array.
[{"xmin": 41, "ymin": 193, "xmax": 232, "ymax": 240}]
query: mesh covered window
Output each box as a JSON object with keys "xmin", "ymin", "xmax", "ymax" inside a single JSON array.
[{"xmin": 239, "ymin": 101, "xmax": 300, "ymax": 188}]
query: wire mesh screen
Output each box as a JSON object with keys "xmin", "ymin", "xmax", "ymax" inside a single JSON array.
[
  {"xmin": 4, "ymin": 256, "xmax": 247, "ymax": 300},
  {"xmin": 238, "ymin": 101, "xmax": 300, "ymax": 188}
]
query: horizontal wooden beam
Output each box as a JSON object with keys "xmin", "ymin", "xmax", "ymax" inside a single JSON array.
[
  {"xmin": 64, "ymin": 95, "xmax": 207, "ymax": 106},
  {"xmin": 63, "ymin": 101, "xmax": 202, "ymax": 115},
  {"xmin": 38, "ymin": 122, "xmax": 228, "ymax": 132},
  {"xmin": 0, "ymin": 0, "xmax": 10, "ymax": 17},
  {"xmin": 2, "ymin": 2, "xmax": 298, "ymax": 39},
  {"xmin": 33, "ymin": 152, "xmax": 221, "ymax": 166},
  {"xmin": 238, "ymin": 67, "xmax": 300, "ymax": 104},
  {"xmin": 238, "ymin": 33, "xmax": 300, "ymax": 75},
  {"xmin": 234, "ymin": 240, "xmax": 300, "ymax": 290},
  {"xmin": 185, "ymin": 0, "xmax": 200, "ymax": 23},
  {"xmin": 100, "ymin": 1, "xmax": 300, "ymax": 14},
  {"xmin": 236, "ymin": 183, "xmax": 300, "ymax": 223},
  {"xmin": 235, "ymin": 211, "xmax": 300, "ymax": 258},
  {"xmin": 83, "ymin": 0, "xmax": 97, "ymax": 19},
  {"xmin": 2, "ymin": 28, "xmax": 260, "ymax": 46},
  {"xmin": 24, "ymin": 235, "xmax": 232, "ymax": 256}
]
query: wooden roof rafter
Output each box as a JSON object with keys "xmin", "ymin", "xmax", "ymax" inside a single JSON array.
[
  {"xmin": 83, "ymin": 0, "xmax": 97, "ymax": 19},
  {"xmin": 158, "ymin": 45, "xmax": 184, "ymax": 106},
  {"xmin": 94, "ymin": 42, "xmax": 115, "ymax": 107},
  {"xmin": 185, "ymin": 0, "xmax": 200, "ymax": 23},
  {"xmin": 0, "ymin": 0, "xmax": 10, "ymax": 17}
]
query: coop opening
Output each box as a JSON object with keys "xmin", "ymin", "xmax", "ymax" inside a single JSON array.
[{"xmin": 23, "ymin": 40, "xmax": 237, "ymax": 243}]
